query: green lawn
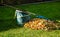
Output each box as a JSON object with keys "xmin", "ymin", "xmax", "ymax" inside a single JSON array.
[{"xmin": 0, "ymin": 2, "xmax": 60, "ymax": 37}]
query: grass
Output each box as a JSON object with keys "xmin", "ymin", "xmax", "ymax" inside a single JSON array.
[
  {"xmin": 16, "ymin": 2, "xmax": 60, "ymax": 20},
  {"xmin": 0, "ymin": 2, "xmax": 60, "ymax": 37}
]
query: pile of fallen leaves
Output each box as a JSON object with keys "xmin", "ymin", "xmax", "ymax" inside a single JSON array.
[{"xmin": 24, "ymin": 18, "xmax": 60, "ymax": 30}]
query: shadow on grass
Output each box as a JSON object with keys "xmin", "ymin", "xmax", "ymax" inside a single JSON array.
[{"xmin": 0, "ymin": 19, "xmax": 23, "ymax": 32}]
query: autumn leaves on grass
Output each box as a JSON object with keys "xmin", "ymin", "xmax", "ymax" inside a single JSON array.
[{"xmin": 24, "ymin": 18, "xmax": 60, "ymax": 30}]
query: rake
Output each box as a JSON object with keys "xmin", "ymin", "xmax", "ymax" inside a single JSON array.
[{"xmin": 3, "ymin": 4, "xmax": 49, "ymax": 20}]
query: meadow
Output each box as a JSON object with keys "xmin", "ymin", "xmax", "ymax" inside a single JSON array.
[{"xmin": 0, "ymin": 2, "xmax": 60, "ymax": 37}]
